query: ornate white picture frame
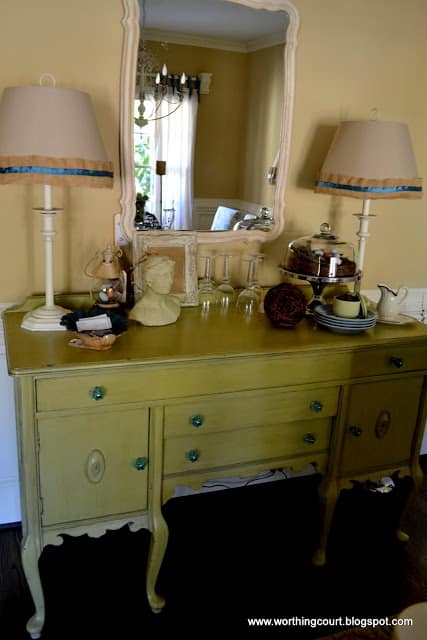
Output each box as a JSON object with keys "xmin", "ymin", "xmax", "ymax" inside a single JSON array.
[
  {"xmin": 133, "ymin": 231, "xmax": 198, "ymax": 306},
  {"xmin": 119, "ymin": 0, "xmax": 299, "ymax": 243}
]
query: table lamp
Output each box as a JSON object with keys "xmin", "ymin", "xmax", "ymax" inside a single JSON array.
[
  {"xmin": 0, "ymin": 76, "xmax": 113, "ymax": 330},
  {"xmin": 314, "ymin": 119, "xmax": 422, "ymax": 276}
]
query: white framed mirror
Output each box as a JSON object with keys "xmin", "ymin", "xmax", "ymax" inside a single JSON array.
[{"xmin": 119, "ymin": 0, "xmax": 299, "ymax": 244}]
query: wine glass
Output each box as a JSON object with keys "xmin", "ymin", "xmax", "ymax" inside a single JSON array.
[
  {"xmin": 236, "ymin": 254, "xmax": 264, "ymax": 315},
  {"xmin": 198, "ymin": 255, "xmax": 218, "ymax": 311},
  {"xmin": 215, "ymin": 253, "xmax": 235, "ymax": 309},
  {"xmin": 162, "ymin": 206, "xmax": 175, "ymax": 230}
]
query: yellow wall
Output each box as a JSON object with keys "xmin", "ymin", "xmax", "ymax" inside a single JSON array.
[
  {"xmin": 146, "ymin": 40, "xmax": 282, "ymax": 207},
  {"xmin": 0, "ymin": 0, "xmax": 122, "ymax": 301},
  {"xmin": 241, "ymin": 45, "xmax": 283, "ymax": 208},
  {"xmin": 146, "ymin": 41, "xmax": 249, "ymax": 199},
  {"xmin": 0, "ymin": 0, "xmax": 426, "ymax": 301},
  {"xmin": 270, "ymin": 0, "xmax": 427, "ymax": 290}
]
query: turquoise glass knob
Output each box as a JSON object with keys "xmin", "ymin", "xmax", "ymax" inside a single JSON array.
[
  {"xmin": 186, "ymin": 449, "xmax": 200, "ymax": 462},
  {"xmin": 349, "ymin": 425, "xmax": 363, "ymax": 437},
  {"xmin": 390, "ymin": 356, "xmax": 404, "ymax": 369},
  {"xmin": 303, "ymin": 433, "xmax": 316, "ymax": 445},
  {"xmin": 134, "ymin": 457, "xmax": 148, "ymax": 471},
  {"xmin": 91, "ymin": 386, "xmax": 105, "ymax": 401},
  {"xmin": 310, "ymin": 400, "xmax": 323, "ymax": 413},
  {"xmin": 190, "ymin": 415, "xmax": 204, "ymax": 428}
]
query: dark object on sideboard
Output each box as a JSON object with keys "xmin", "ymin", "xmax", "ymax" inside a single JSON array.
[{"xmin": 264, "ymin": 282, "xmax": 307, "ymax": 328}]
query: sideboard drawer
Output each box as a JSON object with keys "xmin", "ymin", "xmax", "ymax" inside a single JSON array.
[
  {"xmin": 32, "ymin": 348, "xmax": 352, "ymax": 415},
  {"xmin": 36, "ymin": 372, "xmax": 148, "ymax": 411},
  {"xmin": 38, "ymin": 406, "xmax": 149, "ymax": 525},
  {"xmin": 164, "ymin": 417, "xmax": 332, "ymax": 475},
  {"xmin": 350, "ymin": 344, "xmax": 427, "ymax": 378},
  {"xmin": 164, "ymin": 386, "xmax": 339, "ymax": 437}
]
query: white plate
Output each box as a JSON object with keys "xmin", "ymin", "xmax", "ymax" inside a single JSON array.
[
  {"xmin": 314, "ymin": 321, "xmax": 368, "ymax": 335},
  {"xmin": 314, "ymin": 304, "xmax": 376, "ymax": 327},
  {"xmin": 376, "ymin": 314, "xmax": 416, "ymax": 325},
  {"xmin": 313, "ymin": 314, "xmax": 376, "ymax": 327}
]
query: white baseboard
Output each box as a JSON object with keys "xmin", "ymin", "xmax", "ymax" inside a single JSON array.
[
  {"xmin": 0, "ymin": 302, "xmax": 20, "ymax": 524},
  {"xmin": 0, "ymin": 478, "xmax": 21, "ymax": 523},
  {"xmin": 362, "ymin": 288, "xmax": 427, "ymax": 324}
]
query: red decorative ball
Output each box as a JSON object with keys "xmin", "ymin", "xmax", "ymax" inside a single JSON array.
[{"xmin": 264, "ymin": 283, "xmax": 307, "ymax": 328}]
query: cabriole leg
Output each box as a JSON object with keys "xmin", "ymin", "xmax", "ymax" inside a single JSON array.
[
  {"xmin": 396, "ymin": 462, "xmax": 424, "ymax": 542},
  {"xmin": 146, "ymin": 512, "xmax": 169, "ymax": 613},
  {"xmin": 22, "ymin": 534, "xmax": 45, "ymax": 639},
  {"xmin": 313, "ymin": 477, "xmax": 339, "ymax": 566}
]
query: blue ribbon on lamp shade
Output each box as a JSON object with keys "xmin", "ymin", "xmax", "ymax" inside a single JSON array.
[
  {"xmin": 0, "ymin": 164, "xmax": 113, "ymax": 179},
  {"xmin": 315, "ymin": 180, "xmax": 422, "ymax": 195}
]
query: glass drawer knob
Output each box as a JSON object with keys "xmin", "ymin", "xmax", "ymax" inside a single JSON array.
[
  {"xmin": 134, "ymin": 457, "xmax": 148, "ymax": 471},
  {"xmin": 190, "ymin": 415, "xmax": 204, "ymax": 428},
  {"xmin": 310, "ymin": 400, "xmax": 323, "ymax": 413},
  {"xmin": 349, "ymin": 426, "xmax": 363, "ymax": 437},
  {"xmin": 186, "ymin": 449, "xmax": 200, "ymax": 462},
  {"xmin": 390, "ymin": 356, "xmax": 404, "ymax": 369},
  {"xmin": 303, "ymin": 433, "xmax": 316, "ymax": 445},
  {"xmin": 91, "ymin": 386, "xmax": 105, "ymax": 401}
]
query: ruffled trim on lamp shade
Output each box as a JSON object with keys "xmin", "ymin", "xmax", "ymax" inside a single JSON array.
[
  {"xmin": 314, "ymin": 172, "xmax": 422, "ymax": 199},
  {"xmin": 0, "ymin": 154, "xmax": 113, "ymax": 188}
]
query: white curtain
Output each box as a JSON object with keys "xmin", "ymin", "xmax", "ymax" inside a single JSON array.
[{"xmin": 154, "ymin": 90, "xmax": 198, "ymax": 230}]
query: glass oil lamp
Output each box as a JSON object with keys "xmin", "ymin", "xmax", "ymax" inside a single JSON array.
[{"xmin": 85, "ymin": 246, "xmax": 127, "ymax": 309}]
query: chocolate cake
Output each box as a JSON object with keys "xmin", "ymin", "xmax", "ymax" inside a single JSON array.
[{"xmin": 286, "ymin": 246, "xmax": 356, "ymax": 278}]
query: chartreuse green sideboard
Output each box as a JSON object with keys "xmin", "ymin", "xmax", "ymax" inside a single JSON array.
[{"xmin": 4, "ymin": 300, "xmax": 427, "ymax": 638}]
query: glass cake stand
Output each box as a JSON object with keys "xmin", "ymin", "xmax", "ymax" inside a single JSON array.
[{"xmin": 280, "ymin": 268, "xmax": 362, "ymax": 312}]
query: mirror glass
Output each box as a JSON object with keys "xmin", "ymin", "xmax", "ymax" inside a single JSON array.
[{"xmin": 119, "ymin": 0, "xmax": 299, "ymax": 242}]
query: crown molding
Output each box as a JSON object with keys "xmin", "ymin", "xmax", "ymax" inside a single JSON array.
[{"xmin": 143, "ymin": 27, "xmax": 285, "ymax": 53}]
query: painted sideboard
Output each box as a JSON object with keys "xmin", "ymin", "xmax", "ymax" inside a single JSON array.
[{"xmin": 3, "ymin": 300, "xmax": 427, "ymax": 638}]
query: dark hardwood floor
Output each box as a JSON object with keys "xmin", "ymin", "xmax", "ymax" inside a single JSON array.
[{"xmin": 1, "ymin": 458, "xmax": 426, "ymax": 639}]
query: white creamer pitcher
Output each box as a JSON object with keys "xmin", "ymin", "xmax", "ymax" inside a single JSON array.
[{"xmin": 377, "ymin": 284, "xmax": 408, "ymax": 320}]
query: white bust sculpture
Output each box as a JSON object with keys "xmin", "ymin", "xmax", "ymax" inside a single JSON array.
[{"xmin": 129, "ymin": 254, "xmax": 181, "ymax": 326}]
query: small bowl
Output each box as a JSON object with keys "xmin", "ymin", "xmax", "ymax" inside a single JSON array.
[
  {"xmin": 73, "ymin": 332, "xmax": 118, "ymax": 351},
  {"xmin": 332, "ymin": 295, "xmax": 360, "ymax": 319}
]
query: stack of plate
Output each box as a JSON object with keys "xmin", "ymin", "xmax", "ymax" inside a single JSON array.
[{"xmin": 313, "ymin": 304, "xmax": 376, "ymax": 334}]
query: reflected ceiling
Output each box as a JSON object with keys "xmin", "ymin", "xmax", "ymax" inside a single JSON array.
[{"xmin": 141, "ymin": 0, "xmax": 289, "ymax": 47}]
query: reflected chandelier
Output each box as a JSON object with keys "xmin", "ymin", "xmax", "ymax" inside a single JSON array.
[
  {"xmin": 135, "ymin": 43, "xmax": 200, "ymax": 127},
  {"xmin": 135, "ymin": 1, "xmax": 199, "ymax": 127}
]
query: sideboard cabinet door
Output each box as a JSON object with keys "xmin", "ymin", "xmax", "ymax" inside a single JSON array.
[
  {"xmin": 37, "ymin": 407, "xmax": 149, "ymax": 525},
  {"xmin": 339, "ymin": 376, "xmax": 424, "ymax": 474}
]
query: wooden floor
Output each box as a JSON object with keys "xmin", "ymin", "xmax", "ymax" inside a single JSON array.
[{"xmin": 1, "ymin": 459, "xmax": 426, "ymax": 640}]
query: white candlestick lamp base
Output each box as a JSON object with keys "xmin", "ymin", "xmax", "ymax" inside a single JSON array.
[
  {"xmin": 21, "ymin": 304, "xmax": 69, "ymax": 331},
  {"xmin": 20, "ymin": 185, "xmax": 70, "ymax": 331}
]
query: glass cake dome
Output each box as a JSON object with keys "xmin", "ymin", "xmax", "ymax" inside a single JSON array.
[{"xmin": 284, "ymin": 222, "xmax": 357, "ymax": 280}]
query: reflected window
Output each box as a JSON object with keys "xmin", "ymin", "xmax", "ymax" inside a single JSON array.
[
  {"xmin": 134, "ymin": 99, "xmax": 155, "ymax": 205},
  {"xmin": 134, "ymin": 89, "xmax": 198, "ymax": 230}
]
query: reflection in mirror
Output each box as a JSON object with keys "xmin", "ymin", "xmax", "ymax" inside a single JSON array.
[{"xmin": 119, "ymin": 0, "xmax": 299, "ymax": 243}]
